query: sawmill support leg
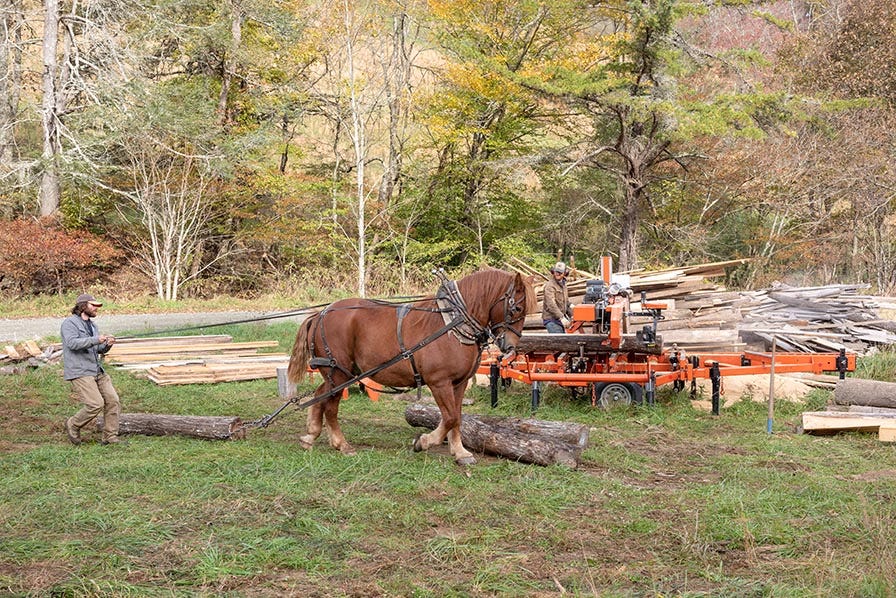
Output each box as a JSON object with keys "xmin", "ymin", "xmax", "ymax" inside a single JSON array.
[
  {"xmin": 710, "ymin": 362, "xmax": 721, "ymax": 416},
  {"xmin": 646, "ymin": 374, "xmax": 656, "ymax": 406},
  {"xmin": 531, "ymin": 381, "xmax": 541, "ymax": 412},
  {"xmin": 489, "ymin": 363, "xmax": 500, "ymax": 408}
]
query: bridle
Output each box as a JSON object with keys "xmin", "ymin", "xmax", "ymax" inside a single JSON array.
[{"xmin": 486, "ymin": 278, "xmax": 527, "ymax": 354}]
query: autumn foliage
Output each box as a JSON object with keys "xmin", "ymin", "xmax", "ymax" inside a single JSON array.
[{"xmin": 0, "ymin": 219, "xmax": 121, "ymax": 295}]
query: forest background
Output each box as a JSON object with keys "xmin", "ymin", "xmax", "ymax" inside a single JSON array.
[{"xmin": 1, "ymin": 0, "xmax": 894, "ymax": 304}]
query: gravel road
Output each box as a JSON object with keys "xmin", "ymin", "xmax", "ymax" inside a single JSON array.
[{"xmin": 0, "ymin": 311, "xmax": 310, "ymax": 343}]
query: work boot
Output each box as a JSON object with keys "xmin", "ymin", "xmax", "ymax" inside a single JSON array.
[
  {"xmin": 64, "ymin": 418, "xmax": 81, "ymax": 446},
  {"xmin": 101, "ymin": 436, "xmax": 125, "ymax": 446}
]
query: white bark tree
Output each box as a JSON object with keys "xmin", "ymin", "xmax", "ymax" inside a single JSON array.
[
  {"xmin": 38, "ymin": 0, "xmax": 61, "ymax": 216},
  {"xmin": 121, "ymin": 141, "xmax": 218, "ymax": 301}
]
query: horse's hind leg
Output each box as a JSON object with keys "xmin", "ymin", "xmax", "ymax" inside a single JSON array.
[
  {"xmin": 322, "ymin": 395, "xmax": 355, "ymax": 455},
  {"xmin": 298, "ymin": 383, "xmax": 327, "ymax": 449}
]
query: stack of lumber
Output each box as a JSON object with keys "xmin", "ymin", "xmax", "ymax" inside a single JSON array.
[
  {"xmin": 508, "ymin": 257, "xmax": 896, "ymax": 354},
  {"xmin": 105, "ymin": 335, "xmax": 289, "ymax": 385},
  {"xmin": 801, "ymin": 378, "xmax": 896, "ymax": 442},
  {"xmin": 735, "ymin": 283, "xmax": 896, "ymax": 354},
  {"xmin": 506, "ymin": 257, "xmax": 748, "ymax": 304}
]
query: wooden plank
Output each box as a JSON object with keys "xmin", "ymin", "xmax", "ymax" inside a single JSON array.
[
  {"xmin": 801, "ymin": 410, "xmax": 896, "ymax": 434},
  {"xmin": 107, "ymin": 341, "xmax": 278, "ymax": 355},
  {"xmin": 22, "ymin": 341, "xmax": 43, "ymax": 357},
  {"xmin": 879, "ymin": 425, "xmax": 896, "ymax": 443},
  {"xmin": 113, "ymin": 334, "xmax": 233, "ymax": 345}
]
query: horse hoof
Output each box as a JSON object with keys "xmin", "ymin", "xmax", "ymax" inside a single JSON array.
[
  {"xmin": 298, "ymin": 436, "xmax": 314, "ymax": 450},
  {"xmin": 412, "ymin": 435, "xmax": 424, "ymax": 452},
  {"xmin": 455, "ymin": 455, "xmax": 477, "ymax": 467},
  {"xmin": 339, "ymin": 445, "xmax": 357, "ymax": 456}
]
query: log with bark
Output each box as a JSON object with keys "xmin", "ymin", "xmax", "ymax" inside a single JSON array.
[
  {"xmin": 404, "ymin": 403, "xmax": 588, "ymax": 468},
  {"xmin": 515, "ymin": 334, "xmax": 663, "ymax": 355},
  {"xmin": 96, "ymin": 413, "xmax": 246, "ymax": 440},
  {"xmin": 833, "ymin": 378, "xmax": 896, "ymax": 410}
]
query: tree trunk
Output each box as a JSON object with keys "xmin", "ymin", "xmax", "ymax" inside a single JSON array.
[
  {"xmin": 38, "ymin": 0, "xmax": 61, "ymax": 217},
  {"xmin": 834, "ymin": 379, "xmax": 896, "ymax": 410},
  {"xmin": 404, "ymin": 403, "xmax": 587, "ymax": 468},
  {"xmin": 217, "ymin": 0, "xmax": 243, "ymax": 125},
  {"xmin": 96, "ymin": 413, "xmax": 246, "ymax": 440},
  {"xmin": 0, "ymin": 0, "xmax": 23, "ymax": 165}
]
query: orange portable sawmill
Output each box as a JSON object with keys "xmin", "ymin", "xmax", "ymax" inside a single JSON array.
[{"xmin": 479, "ymin": 257, "xmax": 856, "ymax": 412}]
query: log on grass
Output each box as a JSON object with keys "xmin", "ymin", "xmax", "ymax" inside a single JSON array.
[
  {"xmin": 404, "ymin": 403, "xmax": 586, "ymax": 468},
  {"xmin": 96, "ymin": 413, "xmax": 246, "ymax": 440},
  {"xmin": 834, "ymin": 378, "xmax": 896, "ymax": 410}
]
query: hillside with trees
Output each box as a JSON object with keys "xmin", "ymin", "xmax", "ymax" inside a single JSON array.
[{"xmin": 1, "ymin": 0, "xmax": 893, "ymax": 299}]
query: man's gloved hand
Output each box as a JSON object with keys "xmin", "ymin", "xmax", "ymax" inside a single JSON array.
[{"xmin": 561, "ymin": 317, "xmax": 571, "ymax": 328}]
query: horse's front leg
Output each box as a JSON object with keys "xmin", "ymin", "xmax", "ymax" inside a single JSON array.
[
  {"xmin": 413, "ymin": 380, "xmax": 475, "ymax": 466},
  {"xmin": 445, "ymin": 379, "xmax": 475, "ymax": 466}
]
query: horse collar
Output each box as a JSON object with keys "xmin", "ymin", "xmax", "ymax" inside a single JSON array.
[{"xmin": 436, "ymin": 280, "xmax": 485, "ymax": 345}]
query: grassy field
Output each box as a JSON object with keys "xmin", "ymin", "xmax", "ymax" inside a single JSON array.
[{"xmin": 2, "ymin": 322, "xmax": 895, "ymax": 597}]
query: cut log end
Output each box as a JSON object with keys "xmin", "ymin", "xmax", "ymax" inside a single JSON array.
[{"xmin": 404, "ymin": 403, "xmax": 587, "ymax": 468}]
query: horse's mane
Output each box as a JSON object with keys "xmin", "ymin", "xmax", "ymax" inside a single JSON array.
[{"xmin": 456, "ymin": 268, "xmax": 533, "ymax": 319}]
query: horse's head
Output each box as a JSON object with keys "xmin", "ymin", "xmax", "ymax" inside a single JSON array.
[{"xmin": 486, "ymin": 272, "xmax": 537, "ymax": 355}]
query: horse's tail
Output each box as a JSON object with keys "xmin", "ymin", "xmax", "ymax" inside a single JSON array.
[{"xmin": 287, "ymin": 315, "xmax": 316, "ymax": 384}]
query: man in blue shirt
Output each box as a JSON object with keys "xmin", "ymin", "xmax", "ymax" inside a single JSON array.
[{"xmin": 61, "ymin": 293, "xmax": 121, "ymax": 445}]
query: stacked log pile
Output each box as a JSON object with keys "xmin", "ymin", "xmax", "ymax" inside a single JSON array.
[
  {"xmin": 1, "ymin": 340, "xmax": 61, "ymax": 374},
  {"xmin": 105, "ymin": 335, "xmax": 289, "ymax": 385},
  {"xmin": 508, "ymin": 258, "xmax": 896, "ymax": 354}
]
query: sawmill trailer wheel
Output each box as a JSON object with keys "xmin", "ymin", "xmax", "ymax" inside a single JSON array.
[{"xmin": 594, "ymin": 382, "xmax": 644, "ymax": 409}]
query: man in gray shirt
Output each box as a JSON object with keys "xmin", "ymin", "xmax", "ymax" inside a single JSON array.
[{"xmin": 62, "ymin": 294, "xmax": 121, "ymax": 445}]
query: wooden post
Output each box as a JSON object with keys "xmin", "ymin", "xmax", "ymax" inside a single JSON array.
[
  {"xmin": 277, "ymin": 366, "xmax": 296, "ymax": 398},
  {"xmin": 767, "ymin": 336, "xmax": 776, "ymax": 434}
]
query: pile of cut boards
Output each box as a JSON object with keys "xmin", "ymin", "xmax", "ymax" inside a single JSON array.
[
  {"xmin": 506, "ymin": 258, "xmax": 896, "ymax": 355},
  {"xmin": 106, "ymin": 335, "xmax": 289, "ymax": 385},
  {"xmin": 801, "ymin": 378, "xmax": 896, "ymax": 442},
  {"xmin": 1, "ymin": 340, "xmax": 61, "ymax": 374}
]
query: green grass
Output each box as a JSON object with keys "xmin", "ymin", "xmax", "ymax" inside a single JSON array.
[{"xmin": 2, "ymin": 329, "xmax": 896, "ymax": 596}]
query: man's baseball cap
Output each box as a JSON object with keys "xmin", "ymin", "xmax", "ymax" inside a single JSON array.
[{"xmin": 76, "ymin": 293, "xmax": 103, "ymax": 307}]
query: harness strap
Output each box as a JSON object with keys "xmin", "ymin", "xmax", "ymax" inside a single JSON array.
[
  {"xmin": 397, "ymin": 303, "xmax": 424, "ymax": 400},
  {"xmin": 294, "ymin": 315, "xmax": 465, "ymax": 411},
  {"xmin": 436, "ymin": 280, "xmax": 488, "ymax": 345},
  {"xmin": 312, "ymin": 306, "xmax": 354, "ymax": 382}
]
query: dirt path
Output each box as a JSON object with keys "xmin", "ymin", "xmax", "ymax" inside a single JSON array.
[{"xmin": 0, "ymin": 311, "xmax": 309, "ymax": 343}]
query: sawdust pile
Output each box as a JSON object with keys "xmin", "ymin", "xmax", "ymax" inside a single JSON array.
[{"xmin": 691, "ymin": 374, "xmax": 814, "ymax": 411}]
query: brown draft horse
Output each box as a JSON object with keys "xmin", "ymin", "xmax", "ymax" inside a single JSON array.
[{"xmin": 287, "ymin": 268, "xmax": 536, "ymax": 465}]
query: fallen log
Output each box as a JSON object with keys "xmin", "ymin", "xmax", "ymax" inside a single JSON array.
[
  {"xmin": 404, "ymin": 403, "xmax": 587, "ymax": 468},
  {"xmin": 96, "ymin": 413, "xmax": 245, "ymax": 440},
  {"xmin": 515, "ymin": 333, "xmax": 663, "ymax": 355},
  {"xmin": 834, "ymin": 378, "xmax": 896, "ymax": 410}
]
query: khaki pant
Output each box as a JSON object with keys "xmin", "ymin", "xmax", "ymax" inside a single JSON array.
[{"xmin": 69, "ymin": 373, "xmax": 121, "ymax": 442}]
